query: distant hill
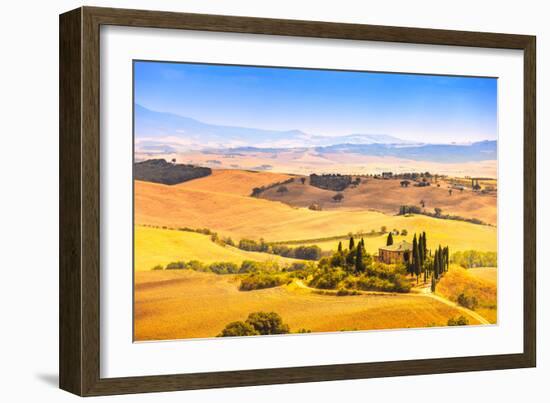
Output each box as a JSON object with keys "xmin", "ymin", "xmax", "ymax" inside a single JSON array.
[
  {"xmin": 134, "ymin": 159, "xmax": 211, "ymax": 185},
  {"xmin": 135, "ymin": 104, "xmax": 415, "ymax": 151},
  {"xmin": 135, "ymin": 104, "xmax": 497, "ymax": 164},
  {"xmin": 314, "ymin": 140, "xmax": 497, "ymax": 163}
]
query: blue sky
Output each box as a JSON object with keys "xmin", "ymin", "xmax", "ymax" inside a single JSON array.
[{"xmin": 134, "ymin": 61, "xmax": 497, "ymax": 143}]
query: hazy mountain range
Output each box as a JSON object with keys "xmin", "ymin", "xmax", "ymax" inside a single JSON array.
[{"xmin": 135, "ymin": 104, "xmax": 496, "ymax": 163}]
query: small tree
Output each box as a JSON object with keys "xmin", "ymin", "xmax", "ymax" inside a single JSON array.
[
  {"xmin": 386, "ymin": 232, "xmax": 394, "ymax": 246},
  {"xmin": 277, "ymin": 186, "xmax": 288, "ymax": 194},
  {"xmin": 300, "ymin": 177, "xmax": 306, "ymax": 184},
  {"xmin": 401, "ymin": 229, "xmax": 408, "ymax": 236},
  {"xmin": 431, "ymin": 274, "xmax": 436, "ymax": 292},
  {"xmin": 420, "ymin": 199, "xmax": 425, "ymax": 208},
  {"xmin": 434, "ymin": 207, "xmax": 442, "ymax": 217},
  {"xmin": 245, "ymin": 312, "xmax": 290, "ymax": 335},
  {"xmin": 349, "ymin": 236, "xmax": 355, "ymax": 250},
  {"xmin": 218, "ymin": 321, "xmax": 259, "ymax": 337},
  {"xmin": 337, "ymin": 241, "xmax": 343, "ymax": 253},
  {"xmin": 333, "ymin": 193, "xmax": 344, "ymax": 202},
  {"xmin": 380, "ymin": 226, "xmax": 387, "ymax": 233}
]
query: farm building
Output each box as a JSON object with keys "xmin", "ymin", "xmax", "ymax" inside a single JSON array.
[{"xmin": 378, "ymin": 241, "xmax": 413, "ymax": 264}]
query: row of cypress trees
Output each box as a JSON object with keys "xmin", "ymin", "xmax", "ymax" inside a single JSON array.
[{"xmin": 335, "ymin": 236, "xmax": 368, "ymax": 273}]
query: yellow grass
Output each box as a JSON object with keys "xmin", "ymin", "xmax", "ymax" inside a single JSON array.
[
  {"xmin": 135, "ymin": 226, "xmax": 301, "ymax": 271},
  {"xmin": 134, "ymin": 270, "xmax": 483, "ymax": 341},
  {"xmin": 436, "ymin": 265, "xmax": 497, "ymax": 323},
  {"xmin": 260, "ymin": 177, "xmax": 496, "ymax": 225},
  {"xmin": 135, "ymin": 179, "xmax": 497, "ymax": 253},
  {"xmin": 175, "ymin": 169, "xmax": 293, "ymax": 196}
]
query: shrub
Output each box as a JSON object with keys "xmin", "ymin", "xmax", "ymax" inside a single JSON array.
[
  {"xmin": 165, "ymin": 261, "xmax": 186, "ymax": 270},
  {"xmin": 294, "ymin": 245, "xmax": 322, "ymax": 260},
  {"xmin": 457, "ymin": 293, "xmax": 479, "ymax": 310},
  {"xmin": 208, "ymin": 261, "xmax": 239, "ymax": 274},
  {"xmin": 239, "ymin": 260, "xmax": 260, "ymax": 273},
  {"xmin": 151, "ymin": 264, "xmax": 164, "ymax": 271},
  {"xmin": 238, "ymin": 239, "xmax": 260, "ymax": 251},
  {"xmin": 332, "ymin": 193, "xmax": 344, "ymax": 202},
  {"xmin": 277, "ymin": 185, "xmax": 288, "ymax": 193},
  {"xmin": 218, "ymin": 321, "xmax": 259, "ymax": 337},
  {"xmin": 451, "ymin": 250, "xmax": 497, "ymax": 268},
  {"xmin": 309, "ymin": 267, "xmax": 347, "ymax": 289},
  {"xmin": 239, "ymin": 273, "xmax": 284, "ymax": 291},
  {"xmin": 186, "ymin": 260, "xmax": 206, "ymax": 271},
  {"xmin": 448, "ymin": 316, "xmax": 470, "ymax": 326},
  {"xmin": 336, "ymin": 288, "xmax": 360, "ymax": 296},
  {"xmin": 245, "ymin": 312, "xmax": 289, "ymax": 335},
  {"xmin": 286, "ymin": 262, "xmax": 307, "ymax": 272}
]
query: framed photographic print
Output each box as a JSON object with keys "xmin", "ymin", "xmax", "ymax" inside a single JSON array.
[{"xmin": 59, "ymin": 6, "xmax": 536, "ymax": 396}]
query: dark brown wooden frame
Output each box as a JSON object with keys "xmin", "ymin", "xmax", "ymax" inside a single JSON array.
[{"xmin": 60, "ymin": 6, "xmax": 536, "ymax": 396}]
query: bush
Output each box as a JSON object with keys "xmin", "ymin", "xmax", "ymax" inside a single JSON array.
[
  {"xmin": 451, "ymin": 250, "xmax": 497, "ymax": 268},
  {"xmin": 457, "ymin": 293, "xmax": 479, "ymax": 310},
  {"xmin": 448, "ymin": 316, "xmax": 470, "ymax": 326},
  {"xmin": 336, "ymin": 288, "xmax": 360, "ymax": 296},
  {"xmin": 277, "ymin": 185, "xmax": 288, "ymax": 193},
  {"xmin": 238, "ymin": 239, "xmax": 260, "ymax": 251},
  {"xmin": 165, "ymin": 261, "xmax": 186, "ymax": 270},
  {"xmin": 294, "ymin": 245, "xmax": 322, "ymax": 260},
  {"xmin": 208, "ymin": 261, "xmax": 239, "ymax": 274},
  {"xmin": 218, "ymin": 321, "xmax": 259, "ymax": 337},
  {"xmin": 239, "ymin": 260, "xmax": 260, "ymax": 273},
  {"xmin": 245, "ymin": 312, "xmax": 289, "ymax": 335},
  {"xmin": 151, "ymin": 264, "xmax": 164, "ymax": 271},
  {"xmin": 309, "ymin": 267, "xmax": 347, "ymax": 289},
  {"xmin": 239, "ymin": 273, "xmax": 284, "ymax": 291}
]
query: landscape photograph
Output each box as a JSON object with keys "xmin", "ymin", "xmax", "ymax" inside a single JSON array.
[{"xmin": 133, "ymin": 61, "xmax": 498, "ymax": 341}]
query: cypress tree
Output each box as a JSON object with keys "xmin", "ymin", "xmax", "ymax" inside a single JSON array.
[
  {"xmin": 413, "ymin": 234, "xmax": 421, "ymax": 283},
  {"xmin": 433, "ymin": 249, "xmax": 439, "ymax": 279},
  {"xmin": 412, "ymin": 234, "xmax": 418, "ymax": 277},
  {"xmin": 355, "ymin": 245, "xmax": 365, "ymax": 273},
  {"xmin": 361, "ymin": 238, "xmax": 366, "ymax": 252},
  {"xmin": 438, "ymin": 246, "xmax": 444, "ymax": 276},
  {"xmin": 422, "ymin": 231, "xmax": 428, "ymax": 256},
  {"xmin": 431, "ymin": 274, "xmax": 436, "ymax": 292},
  {"xmin": 337, "ymin": 241, "xmax": 343, "ymax": 253},
  {"xmin": 349, "ymin": 236, "xmax": 355, "ymax": 250},
  {"xmin": 387, "ymin": 232, "xmax": 394, "ymax": 246}
]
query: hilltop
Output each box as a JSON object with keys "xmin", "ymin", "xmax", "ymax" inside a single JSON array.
[
  {"xmin": 134, "ymin": 159, "xmax": 211, "ymax": 185},
  {"xmin": 258, "ymin": 175, "xmax": 497, "ymax": 225}
]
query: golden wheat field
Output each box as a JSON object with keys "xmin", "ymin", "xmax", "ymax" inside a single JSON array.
[
  {"xmin": 135, "ymin": 178, "xmax": 497, "ymax": 252},
  {"xmin": 135, "ymin": 226, "xmax": 301, "ymax": 271},
  {"xmin": 259, "ymin": 176, "xmax": 497, "ymax": 225},
  {"xmin": 134, "ymin": 270, "xmax": 483, "ymax": 341},
  {"xmin": 134, "ymin": 169, "xmax": 497, "ymax": 339}
]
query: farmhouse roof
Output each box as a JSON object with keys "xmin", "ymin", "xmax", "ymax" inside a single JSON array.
[{"xmin": 379, "ymin": 240, "xmax": 413, "ymax": 252}]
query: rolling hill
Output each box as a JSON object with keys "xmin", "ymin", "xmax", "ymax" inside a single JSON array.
[
  {"xmin": 134, "ymin": 270, "xmax": 483, "ymax": 341},
  {"xmin": 135, "ymin": 226, "xmax": 302, "ymax": 271},
  {"xmin": 258, "ymin": 176, "xmax": 497, "ymax": 225},
  {"xmin": 134, "ymin": 172, "xmax": 497, "ymax": 252}
]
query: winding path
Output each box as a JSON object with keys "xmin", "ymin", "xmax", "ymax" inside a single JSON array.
[{"xmin": 292, "ymin": 279, "xmax": 490, "ymax": 325}]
